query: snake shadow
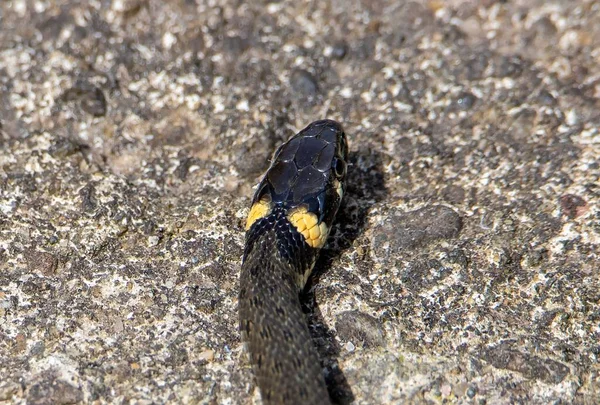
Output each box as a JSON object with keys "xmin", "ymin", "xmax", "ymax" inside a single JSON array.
[{"xmin": 302, "ymin": 148, "xmax": 388, "ymax": 404}]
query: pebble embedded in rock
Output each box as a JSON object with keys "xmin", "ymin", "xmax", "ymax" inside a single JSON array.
[
  {"xmin": 290, "ymin": 68, "xmax": 318, "ymax": 97},
  {"xmin": 27, "ymin": 378, "xmax": 83, "ymax": 405},
  {"xmin": 26, "ymin": 250, "xmax": 58, "ymax": 275},
  {"xmin": 61, "ymin": 84, "xmax": 107, "ymax": 117},
  {"xmin": 455, "ymin": 91, "xmax": 477, "ymax": 110},
  {"xmin": 482, "ymin": 343, "xmax": 570, "ymax": 384},
  {"xmin": 335, "ymin": 311, "xmax": 385, "ymax": 349},
  {"xmin": 442, "ymin": 185, "xmax": 466, "ymax": 204},
  {"xmin": 331, "ymin": 41, "xmax": 348, "ymax": 60},
  {"xmin": 79, "ymin": 183, "xmax": 97, "ymax": 212},
  {"xmin": 559, "ymin": 194, "xmax": 588, "ymax": 219},
  {"xmin": 80, "ymin": 87, "xmax": 107, "ymax": 117},
  {"xmin": 371, "ymin": 205, "xmax": 463, "ymax": 263}
]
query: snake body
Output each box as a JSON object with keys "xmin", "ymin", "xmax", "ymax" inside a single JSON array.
[{"xmin": 239, "ymin": 120, "xmax": 348, "ymax": 404}]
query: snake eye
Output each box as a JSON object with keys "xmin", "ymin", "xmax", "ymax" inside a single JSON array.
[
  {"xmin": 255, "ymin": 181, "xmax": 271, "ymax": 202},
  {"xmin": 333, "ymin": 157, "xmax": 346, "ymax": 179}
]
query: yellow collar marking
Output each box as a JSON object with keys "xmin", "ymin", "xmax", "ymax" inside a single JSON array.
[
  {"xmin": 245, "ymin": 198, "xmax": 272, "ymax": 230},
  {"xmin": 287, "ymin": 206, "xmax": 329, "ymax": 249}
]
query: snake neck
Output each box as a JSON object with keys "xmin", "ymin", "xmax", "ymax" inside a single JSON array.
[
  {"xmin": 243, "ymin": 208, "xmax": 319, "ymax": 289},
  {"xmin": 239, "ymin": 216, "xmax": 331, "ymax": 404}
]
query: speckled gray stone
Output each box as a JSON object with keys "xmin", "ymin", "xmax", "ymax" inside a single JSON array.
[
  {"xmin": 371, "ymin": 205, "xmax": 463, "ymax": 265},
  {"xmin": 335, "ymin": 311, "xmax": 385, "ymax": 349},
  {"xmin": 1, "ymin": 0, "xmax": 599, "ymax": 404}
]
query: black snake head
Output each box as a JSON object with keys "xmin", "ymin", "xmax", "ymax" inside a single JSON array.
[{"xmin": 246, "ymin": 119, "xmax": 348, "ymax": 252}]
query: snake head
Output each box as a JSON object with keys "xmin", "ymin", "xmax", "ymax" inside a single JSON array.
[{"xmin": 246, "ymin": 120, "xmax": 348, "ymax": 249}]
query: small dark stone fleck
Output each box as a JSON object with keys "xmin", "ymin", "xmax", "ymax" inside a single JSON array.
[
  {"xmin": 223, "ymin": 35, "xmax": 248, "ymax": 57},
  {"xmin": 290, "ymin": 69, "xmax": 318, "ymax": 96},
  {"xmin": 467, "ymin": 386, "xmax": 477, "ymax": 398},
  {"xmin": 535, "ymin": 310, "xmax": 559, "ymax": 329},
  {"xmin": 455, "ymin": 92, "xmax": 477, "ymax": 110},
  {"xmin": 537, "ymin": 90, "xmax": 556, "ymax": 105},
  {"xmin": 232, "ymin": 131, "xmax": 276, "ymax": 178},
  {"xmin": 461, "ymin": 52, "xmax": 490, "ymax": 81},
  {"xmin": 416, "ymin": 142, "xmax": 440, "ymax": 157},
  {"xmin": 401, "ymin": 258, "xmax": 450, "ymax": 291},
  {"xmin": 331, "ymin": 41, "xmax": 348, "ymax": 60},
  {"xmin": 448, "ymin": 248, "xmax": 468, "ymax": 268},
  {"xmin": 79, "ymin": 183, "xmax": 97, "ymax": 212},
  {"xmin": 30, "ymin": 341, "xmax": 45, "ymax": 356},
  {"xmin": 530, "ymin": 16, "xmax": 557, "ymax": 39},
  {"xmin": 559, "ymin": 194, "xmax": 587, "ymax": 219},
  {"xmin": 8, "ymin": 172, "xmax": 37, "ymax": 193},
  {"xmin": 49, "ymin": 137, "xmax": 87, "ymax": 158},
  {"xmin": 80, "ymin": 87, "xmax": 107, "ymax": 117},
  {"xmin": 394, "ymin": 137, "xmax": 415, "ymax": 163},
  {"xmin": 143, "ymin": 220, "xmax": 156, "ymax": 235},
  {"xmin": 177, "ymin": 157, "xmax": 193, "ymax": 180},
  {"xmin": 496, "ymin": 56, "xmax": 523, "ymax": 78},
  {"xmin": 527, "ymin": 248, "xmax": 547, "ymax": 266},
  {"xmin": 27, "ymin": 377, "xmax": 83, "ymax": 405},
  {"xmin": 62, "ymin": 84, "xmax": 107, "ymax": 117}
]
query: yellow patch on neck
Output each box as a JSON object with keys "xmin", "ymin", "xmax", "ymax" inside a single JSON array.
[
  {"xmin": 245, "ymin": 198, "xmax": 272, "ymax": 230},
  {"xmin": 287, "ymin": 206, "xmax": 329, "ymax": 249}
]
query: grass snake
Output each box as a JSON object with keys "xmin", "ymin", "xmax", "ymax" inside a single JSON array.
[{"xmin": 239, "ymin": 120, "xmax": 348, "ymax": 404}]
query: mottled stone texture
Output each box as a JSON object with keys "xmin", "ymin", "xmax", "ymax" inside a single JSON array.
[{"xmin": 0, "ymin": 0, "xmax": 599, "ymax": 404}]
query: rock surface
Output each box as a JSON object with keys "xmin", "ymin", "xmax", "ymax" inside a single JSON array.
[{"xmin": 1, "ymin": 0, "xmax": 599, "ymax": 404}]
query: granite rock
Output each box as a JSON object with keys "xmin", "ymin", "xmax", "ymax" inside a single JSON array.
[{"xmin": 1, "ymin": 0, "xmax": 599, "ymax": 404}]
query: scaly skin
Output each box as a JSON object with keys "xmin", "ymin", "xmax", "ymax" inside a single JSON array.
[{"xmin": 239, "ymin": 120, "xmax": 348, "ymax": 405}]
